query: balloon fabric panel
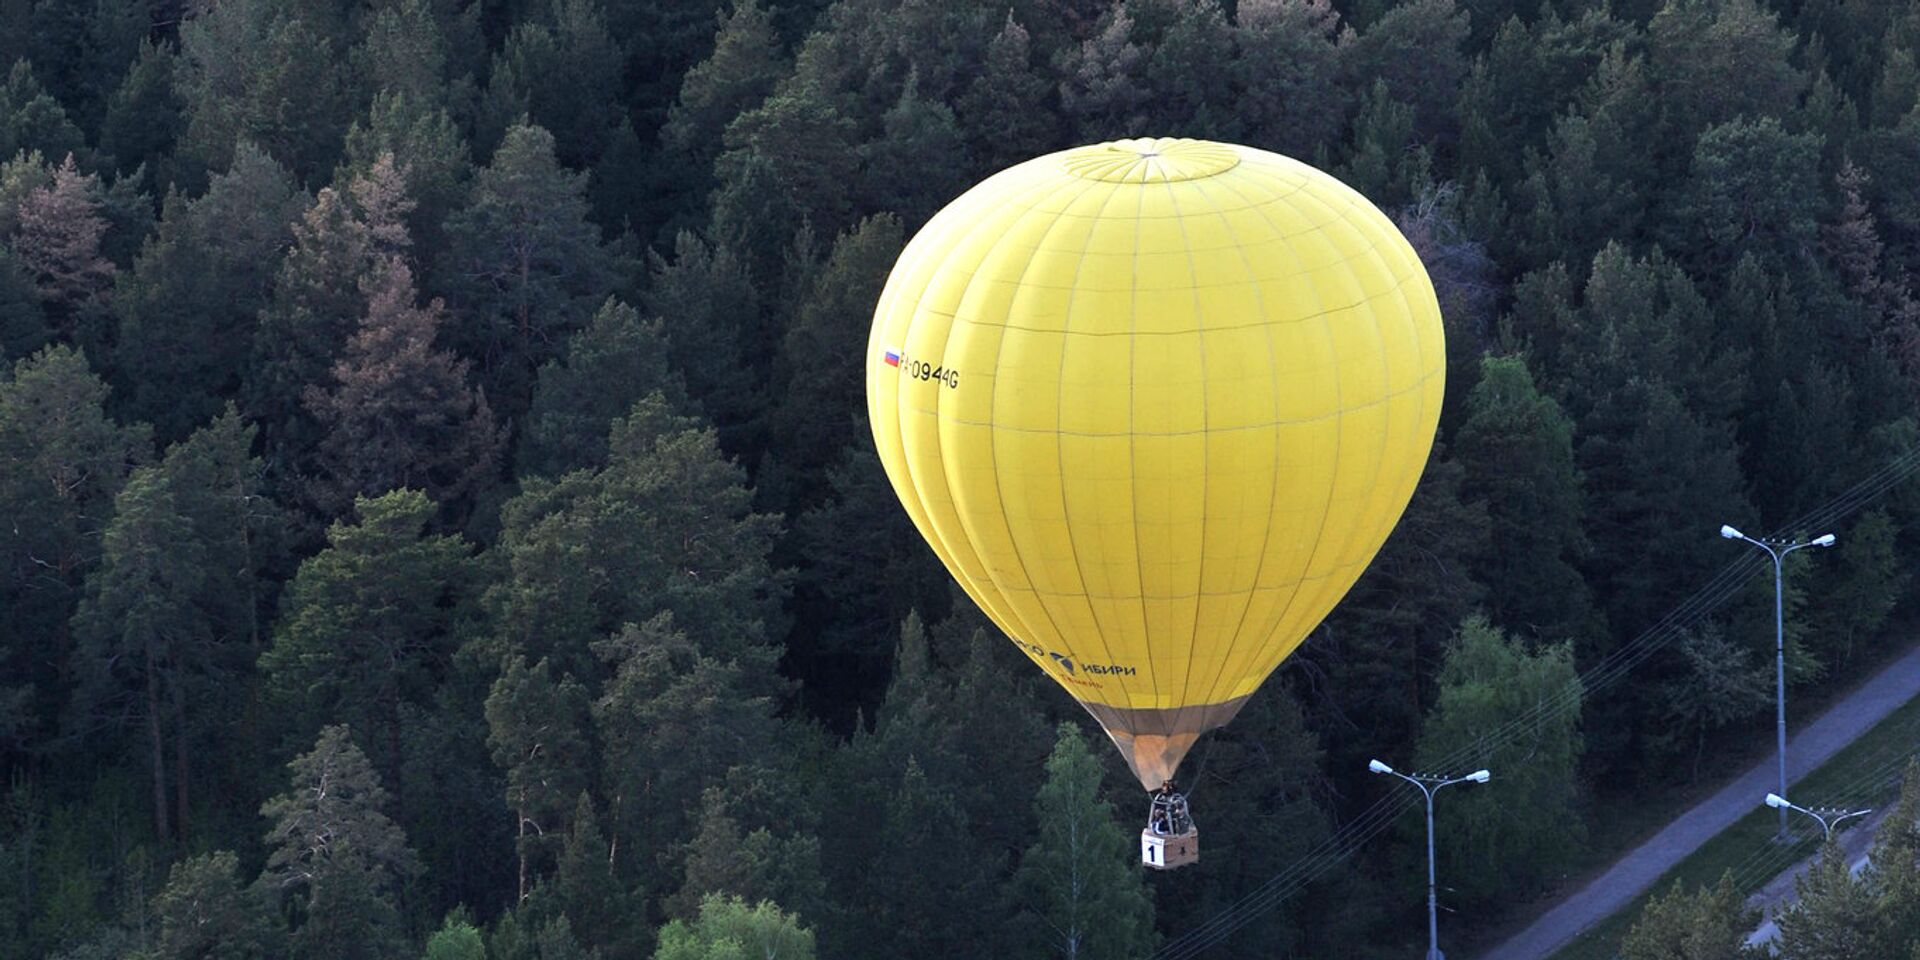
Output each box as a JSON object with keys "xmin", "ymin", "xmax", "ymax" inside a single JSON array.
[{"xmin": 867, "ymin": 139, "xmax": 1444, "ymax": 789}]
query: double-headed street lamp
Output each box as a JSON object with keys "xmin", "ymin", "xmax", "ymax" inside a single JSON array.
[
  {"xmin": 1369, "ymin": 760, "xmax": 1490, "ymax": 960},
  {"xmin": 1764, "ymin": 793, "xmax": 1871, "ymax": 841},
  {"xmin": 1721, "ymin": 524, "xmax": 1836, "ymax": 839}
]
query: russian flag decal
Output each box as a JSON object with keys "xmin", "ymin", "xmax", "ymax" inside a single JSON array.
[{"xmin": 883, "ymin": 348, "xmax": 901, "ymax": 367}]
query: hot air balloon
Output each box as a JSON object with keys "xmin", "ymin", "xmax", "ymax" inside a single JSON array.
[{"xmin": 866, "ymin": 138, "xmax": 1444, "ymax": 869}]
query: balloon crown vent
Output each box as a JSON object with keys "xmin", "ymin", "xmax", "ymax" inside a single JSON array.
[{"xmin": 1060, "ymin": 137, "xmax": 1241, "ymax": 183}]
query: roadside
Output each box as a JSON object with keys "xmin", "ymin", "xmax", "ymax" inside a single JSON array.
[{"xmin": 1476, "ymin": 639, "xmax": 1920, "ymax": 960}]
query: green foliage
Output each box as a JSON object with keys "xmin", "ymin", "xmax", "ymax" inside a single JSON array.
[
  {"xmin": 1650, "ymin": 623, "xmax": 1770, "ymax": 779},
  {"xmin": 1619, "ymin": 872, "xmax": 1761, "ymax": 960},
  {"xmin": 115, "ymin": 143, "xmax": 305, "ymax": 439},
  {"xmin": 655, "ymin": 894, "xmax": 815, "ymax": 960},
  {"xmin": 0, "ymin": 345, "xmax": 146, "ymax": 746},
  {"xmin": 0, "ymin": 60, "xmax": 85, "ymax": 166},
  {"xmin": 4, "ymin": 0, "xmax": 1920, "ymax": 956},
  {"xmin": 522, "ymin": 297, "xmax": 684, "ymax": 477},
  {"xmin": 485, "ymin": 655, "xmax": 590, "ymax": 899},
  {"xmin": 1453, "ymin": 354, "xmax": 1600, "ymax": 648},
  {"xmin": 261, "ymin": 490, "xmax": 478, "ymax": 782},
  {"xmin": 151, "ymin": 852, "xmax": 276, "ymax": 960},
  {"xmin": 423, "ymin": 914, "xmax": 487, "ymax": 960},
  {"xmin": 1777, "ymin": 838, "xmax": 1880, "ymax": 960},
  {"xmin": 98, "ymin": 40, "xmax": 182, "ymax": 185},
  {"xmin": 1416, "ymin": 617, "xmax": 1585, "ymax": 905},
  {"xmin": 1014, "ymin": 723, "xmax": 1155, "ymax": 960},
  {"xmin": 441, "ymin": 122, "xmax": 616, "ymax": 410},
  {"xmin": 173, "ymin": 0, "xmax": 347, "ymax": 189}
]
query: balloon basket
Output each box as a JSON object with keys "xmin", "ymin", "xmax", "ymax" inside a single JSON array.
[{"xmin": 1141, "ymin": 827, "xmax": 1199, "ymax": 870}]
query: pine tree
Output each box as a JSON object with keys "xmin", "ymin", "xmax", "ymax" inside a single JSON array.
[
  {"xmin": 441, "ymin": 122, "xmax": 616, "ymax": 411},
  {"xmin": 771, "ymin": 214, "xmax": 902, "ymax": 506},
  {"xmin": 98, "ymin": 40, "xmax": 183, "ymax": 186},
  {"xmin": 485, "ymin": 655, "xmax": 590, "ymax": 903},
  {"xmin": 245, "ymin": 182, "xmax": 389, "ymax": 463},
  {"xmin": 1619, "ymin": 872, "xmax": 1762, "ymax": 960},
  {"xmin": 423, "ymin": 913, "xmax": 487, "ymax": 960},
  {"xmin": 1777, "ymin": 837, "xmax": 1880, "ymax": 960},
  {"xmin": 1868, "ymin": 760, "xmax": 1920, "ymax": 955},
  {"xmin": 150, "ymin": 851, "xmax": 277, "ymax": 960},
  {"xmin": 0, "ymin": 60, "xmax": 85, "ymax": 165},
  {"xmin": 1013, "ymin": 723, "xmax": 1155, "ymax": 960},
  {"xmin": 659, "ymin": 0, "xmax": 787, "ymax": 219},
  {"xmin": 0, "ymin": 346, "xmax": 147, "ymax": 754},
  {"xmin": 591, "ymin": 613, "xmax": 783, "ymax": 876},
  {"xmin": 479, "ymin": 0, "xmax": 626, "ymax": 168},
  {"xmin": 491, "ymin": 395, "xmax": 787, "ymax": 678},
  {"xmin": 1452, "ymin": 355, "xmax": 1601, "ymax": 650},
  {"xmin": 173, "ymin": 0, "xmax": 345, "ymax": 188},
  {"xmin": 7, "ymin": 154, "xmax": 114, "ymax": 340},
  {"xmin": 956, "ymin": 15, "xmax": 1058, "ymax": 171},
  {"xmin": 260, "ymin": 490, "xmax": 478, "ymax": 794},
  {"xmin": 302, "ymin": 258, "xmax": 504, "ymax": 516},
  {"xmin": 261, "ymin": 726, "xmax": 420, "ymax": 960},
  {"xmin": 116, "ymin": 143, "xmax": 305, "ymax": 440},
  {"xmin": 0, "ymin": 246, "xmax": 44, "ymax": 359},
  {"xmin": 521, "ymin": 297, "xmax": 684, "ymax": 478},
  {"xmin": 644, "ymin": 232, "xmax": 764, "ymax": 449},
  {"xmin": 72, "ymin": 465, "xmax": 203, "ymax": 842},
  {"xmin": 338, "ymin": 92, "xmax": 473, "ymax": 264},
  {"xmin": 1231, "ymin": 0, "xmax": 1348, "ymax": 159}
]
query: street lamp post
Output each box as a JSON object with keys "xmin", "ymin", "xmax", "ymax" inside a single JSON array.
[
  {"xmin": 1764, "ymin": 793, "xmax": 1872, "ymax": 841},
  {"xmin": 1721, "ymin": 524, "xmax": 1836, "ymax": 839},
  {"xmin": 1369, "ymin": 760, "xmax": 1490, "ymax": 960}
]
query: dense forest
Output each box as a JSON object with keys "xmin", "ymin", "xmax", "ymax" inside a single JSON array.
[{"xmin": 1, "ymin": 0, "xmax": 1918, "ymax": 957}]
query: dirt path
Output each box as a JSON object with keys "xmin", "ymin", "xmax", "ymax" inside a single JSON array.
[{"xmin": 1476, "ymin": 641, "xmax": 1920, "ymax": 960}]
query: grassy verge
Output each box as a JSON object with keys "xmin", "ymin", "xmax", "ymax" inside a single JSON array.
[{"xmin": 1545, "ymin": 687, "xmax": 1920, "ymax": 960}]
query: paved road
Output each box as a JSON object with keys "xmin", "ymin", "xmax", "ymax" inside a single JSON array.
[{"xmin": 1477, "ymin": 641, "xmax": 1920, "ymax": 960}]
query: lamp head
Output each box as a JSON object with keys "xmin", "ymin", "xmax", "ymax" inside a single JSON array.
[
  {"xmin": 1766, "ymin": 793, "xmax": 1789, "ymax": 809},
  {"xmin": 1813, "ymin": 534, "xmax": 1836, "ymax": 547},
  {"xmin": 1720, "ymin": 524, "xmax": 1742, "ymax": 539},
  {"xmin": 1469, "ymin": 769, "xmax": 1491, "ymax": 783},
  {"xmin": 1368, "ymin": 759, "xmax": 1393, "ymax": 775}
]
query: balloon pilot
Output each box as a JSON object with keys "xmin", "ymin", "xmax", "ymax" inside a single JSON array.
[{"xmin": 1141, "ymin": 779, "xmax": 1199, "ymax": 870}]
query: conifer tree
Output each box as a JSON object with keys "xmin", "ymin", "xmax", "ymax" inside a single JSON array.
[
  {"xmin": 1452, "ymin": 355, "xmax": 1601, "ymax": 649},
  {"xmin": 261, "ymin": 490, "xmax": 477, "ymax": 793},
  {"xmin": 644, "ymin": 232, "xmax": 763, "ymax": 448},
  {"xmin": 8, "ymin": 154, "xmax": 113, "ymax": 340},
  {"xmin": 150, "ymin": 851, "xmax": 277, "ymax": 960},
  {"xmin": 485, "ymin": 655, "xmax": 590, "ymax": 903},
  {"xmin": 442, "ymin": 122, "xmax": 615, "ymax": 411},
  {"xmin": 99, "ymin": 40, "xmax": 183, "ymax": 186},
  {"xmin": 521, "ymin": 297, "xmax": 683, "ymax": 478},
  {"xmin": 1013, "ymin": 723, "xmax": 1155, "ymax": 960},
  {"xmin": 173, "ymin": 0, "xmax": 346, "ymax": 188},
  {"xmin": 0, "ymin": 346, "xmax": 146, "ymax": 751},
  {"xmin": 0, "ymin": 60, "xmax": 85, "ymax": 164},
  {"xmin": 261, "ymin": 725, "xmax": 420, "ymax": 960},
  {"xmin": 302, "ymin": 258, "xmax": 504, "ymax": 516},
  {"xmin": 72, "ymin": 465, "xmax": 202, "ymax": 842},
  {"xmin": 659, "ymin": 0, "xmax": 787, "ymax": 223},
  {"xmin": 1777, "ymin": 837, "xmax": 1880, "ymax": 960},
  {"xmin": 1619, "ymin": 872, "xmax": 1761, "ymax": 960},
  {"xmin": 116, "ymin": 143, "xmax": 305, "ymax": 439}
]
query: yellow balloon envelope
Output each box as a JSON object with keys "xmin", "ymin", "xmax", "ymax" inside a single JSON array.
[{"xmin": 866, "ymin": 138, "xmax": 1444, "ymax": 789}]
